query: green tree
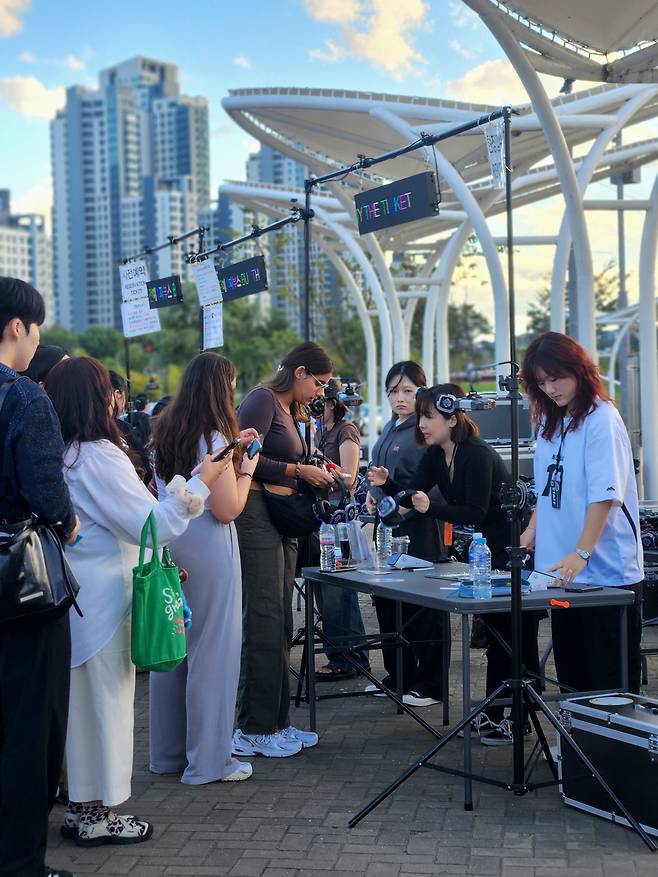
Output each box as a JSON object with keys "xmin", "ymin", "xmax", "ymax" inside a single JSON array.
[
  {"xmin": 79, "ymin": 325, "xmax": 124, "ymax": 360},
  {"xmin": 40, "ymin": 325, "xmax": 80, "ymax": 352}
]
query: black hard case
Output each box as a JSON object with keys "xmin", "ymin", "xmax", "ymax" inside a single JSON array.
[{"xmin": 557, "ymin": 693, "xmax": 658, "ymax": 836}]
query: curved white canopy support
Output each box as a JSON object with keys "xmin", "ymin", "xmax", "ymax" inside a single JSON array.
[
  {"xmin": 322, "ymin": 245, "xmax": 379, "ymax": 445},
  {"xmin": 638, "ymin": 173, "xmax": 658, "ymax": 499},
  {"xmin": 464, "ymin": 0, "xmax": 596, "ymax": 357},
  {"xmin": 550, "ymin": 86, "xmax": 658, "ymax": 331},
  {"xmin": 369, "ymin": 106, "xmax": 510, "ymax": 379}
]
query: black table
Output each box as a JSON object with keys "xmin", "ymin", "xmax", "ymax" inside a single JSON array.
[{"xmin": 301, "ymin": 562, "xmax": 635, "ymax": 809}]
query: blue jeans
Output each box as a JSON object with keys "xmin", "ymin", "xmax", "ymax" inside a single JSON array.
[{"xmin": 315, "ymin": 582, "xmax": 370, "ymax": 673}]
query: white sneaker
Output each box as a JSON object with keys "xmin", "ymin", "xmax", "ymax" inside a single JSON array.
[
  {"xmin": 402, "ymin": 691, "xmax": 441, "ymax": 707},
  {"xmin": 278, "ymin": 726, "xmax": 319, "ymax": 748},
  {"xmin": 221, "ymin": 760, "xmax": 253, "ymax": 781},
  {"xmin": 231, "ymin": 728, "xmax": 301, "ymax": 758},
  {"xmin": 364, "ymin": 684, "xmax": 388, "ymax": 697},
  {"xmin": 457, "ymin": 713, "xmax": 497, "ymax": 739}
]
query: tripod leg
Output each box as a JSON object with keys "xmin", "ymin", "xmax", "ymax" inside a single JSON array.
[
  {"xmin": 522, "ymin": 682, "xmax": 558, "ymax": 782},
  {"xmin": 523, "ymin": 685, "xmax": 657, "ymax": 852},
  {"xmin": 305, "ymin": 579, "xmax": 317, "ymax": 732},
  {"xmin": 295, "ymin": 634, "xmax": 307, "ymax": 709},
  {"xmin": 348, "ymin": 682, "xmax": 509, "ymax": 828}
]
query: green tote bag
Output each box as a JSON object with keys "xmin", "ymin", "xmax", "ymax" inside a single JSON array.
[{"xmin": 131, "ymin": 511, "xmax": 186, "ymax": 672}]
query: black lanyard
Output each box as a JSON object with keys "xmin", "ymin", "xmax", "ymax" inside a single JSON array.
[{"xmin": 542, "ymin": 418, "xmax": 566, "ymax": 508}]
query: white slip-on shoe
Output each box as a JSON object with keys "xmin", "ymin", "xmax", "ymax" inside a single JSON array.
[
  {"xmin": 221, "ymin": 760, "xmax": 253, "ymax": 781},
  {"xmin": 278, "ymin": 726, "xmax": 319, "ymax": 748}
]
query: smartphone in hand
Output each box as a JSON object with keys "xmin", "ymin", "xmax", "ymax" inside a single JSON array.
[
  {"xmin": 212, "ymin": 437, "xmax": 241, "ymax": 462},
  {"xmin": 247, "ymin": 435, "xmax": 263, "ymax": 460}
]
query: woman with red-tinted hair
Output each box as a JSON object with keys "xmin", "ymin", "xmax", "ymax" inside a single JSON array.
[{"xmin": 520, "ymin": 331, "xmax": 643, "ymax": 694}]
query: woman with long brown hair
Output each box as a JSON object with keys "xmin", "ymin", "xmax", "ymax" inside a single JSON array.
[
  {"xmin": 45, "ymin": 357, "xmax": 228, "ymax": 846},
  {"xmin": 232, "ymin": 342, "xmax": 335, "ymax": 759},
  {"xmin": 149, "ymin": 352, "xmax": 260, "ymax": 784},
  {"xmin": 521, "ymin": 331, "xmax": 643, "ymax": 694}
]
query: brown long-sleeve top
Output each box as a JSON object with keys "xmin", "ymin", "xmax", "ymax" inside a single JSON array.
[{"xmin": 238, "ymin": 386, "xmax": 307, "ymax": 489}]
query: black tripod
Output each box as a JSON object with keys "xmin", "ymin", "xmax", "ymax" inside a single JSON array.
[{"xmin": 345, "ymin": 108, "xmax": 657, "ymax": 852}]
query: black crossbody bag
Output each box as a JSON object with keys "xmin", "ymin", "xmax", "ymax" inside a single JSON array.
[{"xmin": 0, "ymin": 377, "xmax": 82, "ymax": 623}]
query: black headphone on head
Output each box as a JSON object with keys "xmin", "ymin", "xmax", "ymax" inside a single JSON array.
[{"xmin": 415, "ymin": 387, "xmax": 459, "ymax": 415}]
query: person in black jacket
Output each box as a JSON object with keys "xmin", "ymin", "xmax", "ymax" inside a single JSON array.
[
  {"xmin": 366, "ymin": 362, "xmax": 447, "ymax": 707},
  {"xmin": 370, "ymin": 384, "xmax": 541, "ymax": 745},
  {"xmin": 0, "ymin": 277, "xmax": 79, "ymax": 877}
]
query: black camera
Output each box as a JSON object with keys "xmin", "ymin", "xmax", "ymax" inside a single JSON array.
[{"xmin": 377, "ymin": 490, "xmax": 414, "ymax": 526}]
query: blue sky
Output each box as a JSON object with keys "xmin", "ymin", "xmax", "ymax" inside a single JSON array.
[
  {"xmin": 0, "ymin": 0, "xmax": 508, "ymax": 212},
  {"xmin": 1, "ymin": 0, "xmax": 656, "ymax": 327}
]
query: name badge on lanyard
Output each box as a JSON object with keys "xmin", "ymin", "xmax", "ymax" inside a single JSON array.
[{"xmin": 542, "ymin": 419, "xmax": 566, "ymax": 510}]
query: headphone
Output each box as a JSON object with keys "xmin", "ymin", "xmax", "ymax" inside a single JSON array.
[{"xmin": 414, "ymin": 387, "xmax": 459, "ymax": 415}]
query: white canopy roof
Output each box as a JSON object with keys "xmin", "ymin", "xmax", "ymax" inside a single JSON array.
[{"xmin": 482, "ymin": 0, "xmax": 658, "ymax": 82}]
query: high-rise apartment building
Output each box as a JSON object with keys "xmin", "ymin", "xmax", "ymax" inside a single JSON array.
[
  {"xmin": 0, "ymin": 189, "xmax": 53, "ymax": 324},
  {"xmin": 51, "ymin": 56, "xmax": 210, "ymax": 331}
]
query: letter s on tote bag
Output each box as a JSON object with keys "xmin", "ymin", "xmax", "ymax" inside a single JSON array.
[{"xmin": 131, "ymin": 511, "xmax": 186, "ymax": 672}]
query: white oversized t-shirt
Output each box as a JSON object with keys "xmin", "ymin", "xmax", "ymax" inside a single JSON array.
[{"xmin": 533, "ymin": 399, "xmax": 643, "ymax": 586}]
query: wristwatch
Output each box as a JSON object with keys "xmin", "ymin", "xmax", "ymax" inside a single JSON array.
[{"xmin": 575, "ymin": 548, "xmax": 591, "ymax": 562}]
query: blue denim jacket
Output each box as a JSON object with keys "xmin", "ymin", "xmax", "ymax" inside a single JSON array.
[{"xmin": 0, "ymin": 362, "xmax": 75, "ymax": 536}]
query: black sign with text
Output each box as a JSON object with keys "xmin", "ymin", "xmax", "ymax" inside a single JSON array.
[
  {"xmin": 146, "ymin": 274, "xmax": 184, "ymax": 309},
  {"xmin": 218, "ymin": 255, "xmax": 268, "ymax": 301},
  {"xmin": 354, "ymin": 172, "xmax": 440, "ymax": 235}
]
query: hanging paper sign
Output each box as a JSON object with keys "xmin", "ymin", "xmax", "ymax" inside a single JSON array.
[
  {"xmin": 483, "ymin": 118, "xmax": 505, "ymax": 189},
  {"xmin": 192, "ymin": 259, "xmax": 223, "ymax": 307},
  {"xmin": 121, "ymin": 297, "xmax": 161, "ymax": 338},
  {"xmin": 119, "ymin": 259, "xmax": 150, "ymax": 302},
  {"xmin": 202, "ymin": 302, "xmax": 224, "ymax": 350},
  {"xmin": 146, "ymin": 274, "xmax": 184, "ymax": 310},
  {"xmin": 218, "ymin": 255, "xmax": 268, "ymax": 302},
  {"xmin": 354, "ymin": 172, "xmax": 439, "ymax": 235}
]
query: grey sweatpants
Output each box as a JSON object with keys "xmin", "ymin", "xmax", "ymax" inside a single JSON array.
[{"xmin": 235, "ymin": 489, "xmax": 298, "ymax": 735}]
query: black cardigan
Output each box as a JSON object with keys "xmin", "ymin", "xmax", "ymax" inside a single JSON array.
[{"xmin": 383, "ymin": 437, "xmax": 511, "ymax": 563}]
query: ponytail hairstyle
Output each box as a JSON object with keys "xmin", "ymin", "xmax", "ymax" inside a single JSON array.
[
  {"xmin": 265, "ymin": 342, "xmax": 333, "ymax": 420},
  {"xmin": 521, "ymin": 331, "xmax": 608, "ymax": 441},
  {"xmin": 415, "ymin": 382, "xmax": 479, "ymax": 445}
]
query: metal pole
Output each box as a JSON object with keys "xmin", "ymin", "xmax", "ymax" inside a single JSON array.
[
  {"xmin": 304, "ymin": 182, "xmax": 312, "ymax": 342},
  {"xmin": 503, "ymin": 108, "xmax": 525, "ymax": 791},
  {"xmin": 124, "ymin": 337, "xmax": 133, "ymax": 426}
]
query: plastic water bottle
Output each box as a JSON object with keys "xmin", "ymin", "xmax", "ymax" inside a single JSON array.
[
  {"xmin": 463, "ymin": 532, "xmax": 483, "ymax": 599},
  {"xmin": 319, "ymin": 522, "xmax": 336, "ymax": 571},
  {"xmin": 472, "ymin": 536, "xmax": 492, "ymax": 600},
  {"xmin": 376, "ymin": 522, "xmax": 393, "ymax": 568}
]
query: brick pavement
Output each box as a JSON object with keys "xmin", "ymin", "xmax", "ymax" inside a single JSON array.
[{"xmin": 48, "ymin": 596, "xmax": 658, "ymax": 876}]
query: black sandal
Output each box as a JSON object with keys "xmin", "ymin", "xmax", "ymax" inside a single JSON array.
[{"xmin": 315, "ymin": 663, "xmax": 356, "ymax": 681}]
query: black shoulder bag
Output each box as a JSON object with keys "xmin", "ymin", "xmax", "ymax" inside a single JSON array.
[{"xmin": 0, "ymin": 377, "xmax": 82, "ymax": 623}]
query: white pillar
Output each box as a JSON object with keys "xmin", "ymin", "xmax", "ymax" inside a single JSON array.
[
  {"xmin": 638, "ymin": 174, "xmax": 658, "ymax": 499},
  {"xmin": 322, "ymin": 246, "xmax": 379, "ymax": 446},
  {"xmin": 313, "ymin": 204, "xmax": 393, "ymax": 407},
  {"xmin": 550, "ymin": 87, "xmax": 658, "ymax": 332},
  {"xmin": 607, "ymin": 316, "xmax": 637, "ymax": 398},
  {"xmin": 464, "ymin": 0, "xmax": 596, "ymax": 357},
  {"xmin": 370, "ymin": 107, "xmax": 510, "ymax": 380}
]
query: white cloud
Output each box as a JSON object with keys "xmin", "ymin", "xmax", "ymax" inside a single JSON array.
[
  {"xmin": 448, "ymin": 0, "xmax": 480, "ymax": 30},
  {"xmin": 302, "ymin": 0, "xmax": 430, "ymax": 79},
  {"xmin": 66, "ymin": 54, "xmax": 84, "ymax": 70},
  {"xmin": 0, "ymin": 0, "xmax": 29, "ymax": 38},
  {"xmin": 450, "ymin": 38, "xmax": 475, "ymax": 60},
  {"xmin": 19, "ymin": 48, "xmax": 35, "ymax": 62},
  {"xmin": 12, "ymin": 180, "xmax": 53, "ymax": 232},
  {"xmin": 0, "ymin": 75, "xmax": 65, "ymax": 118},
  {"xmin": 233, "ymin": 54, "xmax": 251, "ymax": 69},
  {"xmin": 308, "ymin": 39, "xmax": 345, "ymax": 63},
  {"xmin": 446, "ymin": 58, "xmax": 561, "ymax": 105}
]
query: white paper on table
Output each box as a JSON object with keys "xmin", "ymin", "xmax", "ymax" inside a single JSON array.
[
  {"xmin": 192, "ymin": 259, "xmax": 223, "ymax": 307},
  {"xmin": 202, "ymin": 301, "xmax": 224, "ymax": 349},
  {"xmin": 119, "ymin": 259, "xmax": 150, "ymax": 302},
  {"xmin": 121, "ymin": 297, "xmax": 161, "ymax": 338}
]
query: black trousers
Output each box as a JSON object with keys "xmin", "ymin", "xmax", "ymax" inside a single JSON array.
[
  {"xmin": 373, "ymin": 597, "xmax": 450, "ymax": 700},
  {"xmin": 551, "ymin": 582, "xmax": 643, "ymax": 695},
  {"xmin": 0, "ymin": 612, "xmax": 71, "ymax": 877},
  {"xmin": 484, "ymin": 611, "xmax": 543, "ymax": 722}
]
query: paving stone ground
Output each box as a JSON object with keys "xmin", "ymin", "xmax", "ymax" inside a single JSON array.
[{"xmin": 48, "ymin": 594, "xmax": 658, "ymax": 876}]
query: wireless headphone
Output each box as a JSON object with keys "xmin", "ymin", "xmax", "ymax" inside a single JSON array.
[{"xmin": 414, "ymin": 387, "xmax": 459, "ymax": 415}]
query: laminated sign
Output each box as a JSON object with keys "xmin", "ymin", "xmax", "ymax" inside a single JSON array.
[
  {"xmin": 218, "ymin": 255, "xmax": 268, "ymax": 301},
  {"xmin": 119, "ymin": 259, "xmax": 161, "ymax": 338},
  {"xmin": 353, "ymin": 172, "xmax": 440, "ymax": 235},
  {"xmin": 483, "ymin": 118, "xmax": 506, "ymax": 189}
]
